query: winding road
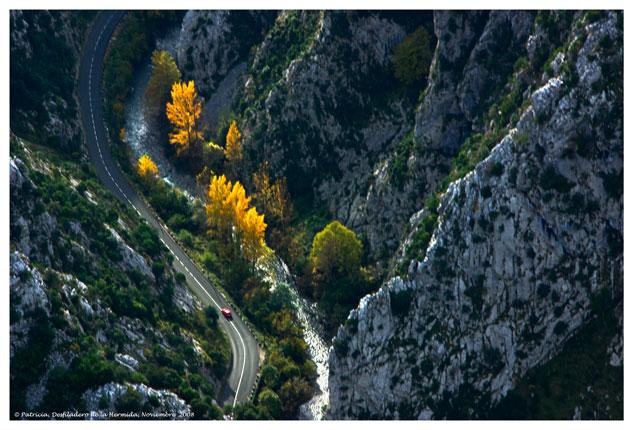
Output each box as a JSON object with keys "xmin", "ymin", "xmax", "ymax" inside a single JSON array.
[{"xmin": 78, "ymin": 10, "xmax": 260, "ymax": 408}]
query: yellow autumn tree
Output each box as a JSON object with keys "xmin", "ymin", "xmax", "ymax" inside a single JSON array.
[
  {"xmin": 206, "ymin": 175, "xmax": 267, "ymax": 261},
  {"xmin": 252, "ymin": 162, "xmax": 292, "ymax": 227},
  {"xmin": 238, "ymin": 207, "xmax": 267, "ymax": 260},
  {"xmin": 224, "ymin": 121, "xmax": 243, "ymax": 176},
  {"xmin": 206, "ymin": 174, "xmax": 234, "ymax": 238},
  {"xmin": 137, "ymin": 154, "xmax": 159, "ymax": 178},
  {"xmin": 166, "ymin": 80, "xmax": 203, "ymax": 156}
]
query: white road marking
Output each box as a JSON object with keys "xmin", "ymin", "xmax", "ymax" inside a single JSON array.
[
  {"xmin": 230, "ymin": 320, "xmax": 248, "ymax": 408},
  {"xmin": 87, "ymin": 12, "xmax": 248, "ymax": 406}
]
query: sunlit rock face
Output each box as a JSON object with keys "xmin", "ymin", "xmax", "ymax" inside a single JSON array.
[
  {"xmin": 176, "ymin": 10, "xmax": 277, "ymax": 97},
  {"xmin": 329, "ymin": 11, "xmax": 622, "ymax": 419}
]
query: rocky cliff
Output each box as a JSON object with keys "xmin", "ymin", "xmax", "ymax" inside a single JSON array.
[
  {"xmin": 328, "ymin": 10, "xmax": 622, "ymax": 419},
  {"xmin": 230, "ymin": 11, "xmax": 432, "ymax": 258},
  {"xmin": 176, "ymin": 10, "xmax": 277, "ymax": 97},
  {"xmin": 351, "ymin": 11, "xmax": 536, "ymax": 259},
  {"xmin": 10, "ymin": 11, "xmax": 93, "ymax": 155},
  {"xmin": 229, "ymin": 11, "xmax": 564, "ymax": 262},
  {"xmin": 10, "ymin": 137, "xmax": 230, "ymax": 418}
]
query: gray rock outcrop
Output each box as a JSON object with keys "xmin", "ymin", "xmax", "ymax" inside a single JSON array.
[{"xmin": 328, "ymin": 11, "xmax": 622, "ymax": 419}]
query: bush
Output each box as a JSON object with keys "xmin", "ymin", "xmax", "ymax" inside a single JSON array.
[
  {"xmin": 489, "ymin": 161, "xmax": 504, "ymax": 176},
  {"xmin": 553, "ymin": 320, "xmax": 569, "ymax": 336},
  {"xmin": 144, "ymin": 50, "xmax": 181, "ymax": 120},
  {"xmin": 261, "ymin": 364, "xmax": 281, "ymax": 390},
  {"xmin": 405, "ymin": 213, "xmax": 438, "ymax": 263},
  {"xmin": 177, "ymin": 229, "xmax": 194, "ymax": 247},
  {"xmin": 233, "ymin": 402, "xmax": 261, "ymax": 419},
  {"xmin": 333, "ymin": 337, "xmax": 349, "ymax": 357},
  {"xmin": 201, "ymin": 250, "xmax": 219, "ymax": 272},
  {"xmin": 389, "ymin": 132, "xmax": 416, "ymax": 190},
  {"xmin": 278, "ymin": 377, "xmax": 313, "ymax": 417},
  {"xmin": 537, "ymin": 283, "xmax": 551, "ymax": 298},
  {"xmin": 131, "ymin": 223, "xmax": 161, "ymax": 257},
  {"xmin": 465, "ymin": 275, "xmax": 486, "ymax": 313},
  {"xmin": 392, "ymin": 27, "xmax": 433, "ymax": 85},
  {"xmin": 602, "ymin": 170, "xmax": 623, "ymax": 200},
  {"xmin": 540, "ymin": 165, "xmax": 574, "ymax": 193},
  {"xmin": 308, "ymin": 221, "xmax": 364, "ymax": 313},
  {"xmin": 115, "ymin": 387, "xmax": 144, "ymax": 413},
  {"xmin": 191, "ymin": 396, "xmax": 223, "ymax": 420},
  {"xmin": 258, "ymin": 388, "xmax": 282, "ymax": 419},
  {"xmin": 204, "ymin": 306, "xmax": 219, "ymax": 326},
  {"xmin": 390, "ymin": 289, "xmax": 413, "ymax": 317}
]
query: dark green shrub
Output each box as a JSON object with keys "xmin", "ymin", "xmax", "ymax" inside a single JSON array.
[
  {"xmin": 465, "ymin": 275, "xmax": 486, "ymax": 312},
  {"xmin": 489, "ymin": 162, "xmax": 504, "ymax": 176},
  {"xmin": 204, "ymin": 306, "xmax": 219, "ymax": 326},
  {"xmin": 537, "ymin": 283, "xmax": 551, "ymax": 298},
  {"xmin": 333, "ymin": 337, "xmax": 349, "ymax": 357},
  {"xmin": 553, "ymin": 320, "xmax": 568, "ymax": 336},
  {"xmin": 540, "ymin": 166, "xmax": 574, "ymax": 193},
  {"xmin": 392, "ymin": 27, "xmax": 433, "ymax": 85},
  {"xmin": 390, "ymin": 289, "xmax": 413, "ymax": 317},
  {"xmin": 602, "ymin": 170, "xmax": 623, "ymax": 200}
]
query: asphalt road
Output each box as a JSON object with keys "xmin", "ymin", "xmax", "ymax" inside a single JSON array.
[{"xmin": 78, "ymin": 10, "xmax": 259, "ymax": 408}]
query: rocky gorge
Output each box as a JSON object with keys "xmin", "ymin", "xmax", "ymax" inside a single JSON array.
[
  {"xmin": 167, "ymin": 9, "xmax": 623, "ymax": 419},
  {"xmin": 10, "ymin": 8, "xmax": 623, "ymax": 420}
]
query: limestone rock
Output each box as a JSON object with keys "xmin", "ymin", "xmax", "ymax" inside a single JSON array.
[{"xmin": 329, "ymin": 11, "xmax": 622, "ymax": 419}]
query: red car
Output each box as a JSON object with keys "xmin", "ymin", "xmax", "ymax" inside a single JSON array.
[{"xmin": 221, "ymin": 307, "xmax": 232, "ymax": 319}]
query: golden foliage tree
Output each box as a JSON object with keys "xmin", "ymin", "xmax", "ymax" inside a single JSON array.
[
  {"xmin": 196, "ymin": 141, "xmax": 224, "ymax": 193},
  {"xmin": 224, "ymin": 121, "xmax": 243, "ymax": 174},
  {"xmin": 251, "ymin": 162, "xmax": 294, "ymax": 260},
  {"xmin": 252, "ymin": 162, "xmax": 292, "ymax": 226},
  {"xmin": 206, "ymin": 175, "xmax": 267, "ymax": 260},
  {"xmin": 206, "ymin": 174, "xmax": 234, "ymax": 237},
  {"xmin": 145, "ymin": 50, "xmax": 181, "ymax": 119},
  {"xmin": 137, "ymin": 154, "xmax": 159, "ymax": 178},
  {"xmin": 166, "ymin": 80, "xmax": 203, "ymax": 156},
  {"xmin": 238, "ymin": 207, "xmax": 267, "ymax": 260}
]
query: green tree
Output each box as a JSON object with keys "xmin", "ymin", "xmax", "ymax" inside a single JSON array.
[
  {"xmin": 145, "ymin": 50, "xmax": 181, "ymax": 120},
  {"xmin": 392, "ymin": 27, "xmax": 433, "ymax": 85},
  {"xmin": 260, "ymin": 364, "xmax": 281, "ymax": 390},
  {"xmin": 309, "ymin": 221, "xmax": 362, "ymax": 295},
  {"xmin": 233, "ymin": 401, "xmax": 260, "ymax": 419},
  {"xmin": 278, "ymin": 377, "xmax": 313, "ymax": 418},
  {"xmin": 258, "ymin": 388, "xmax": 282, "ymax": 418},
  {"xmin": 204, "ymin": 305, "xmax": 219, "ymax": 326}
]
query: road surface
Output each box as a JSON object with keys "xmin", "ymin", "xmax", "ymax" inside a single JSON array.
[{"xmin": 78, "ymin": 10, "xmax": 259, "ymax": 408}]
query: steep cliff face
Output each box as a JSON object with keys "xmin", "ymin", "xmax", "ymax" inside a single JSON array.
[
  {"xmin": 349, "ymin": 11, "xmax": 536, "ymax": 259},
  {"xmin": 10, "ymin": 138, "xmax": 229, "ymax": 417},
  {"xmin": 177, "ymin": 10, "xmax": 277, "ymax": 97},
  {"xmin": 236, "ymin": 12, "xmax": 430, "ymax": 243},
  {"xmin": 328, "ymin": 11, "xmax": 622, "ymax": 419},
  {"xmin": 231, "ymin": 11, "xmax": 556, "ymax": 261},
  {"xmin": 174, "ymin": 11, "xmax": 544, "ymax": 262},
  {"xmin": 10, "ymin": 11, "xmax": 93, "ymax": 154}
]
